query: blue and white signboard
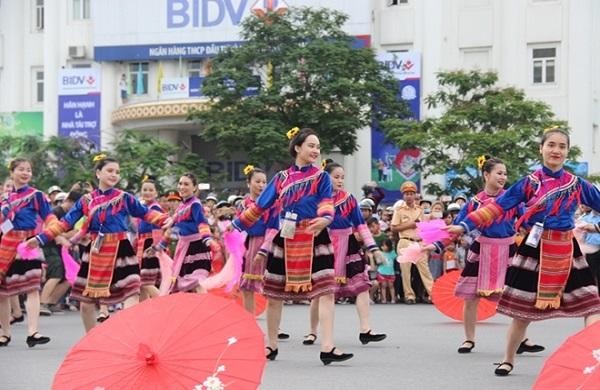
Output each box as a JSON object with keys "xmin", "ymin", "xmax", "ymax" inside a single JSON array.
[
  {"xmin": 92, "ymin": 0, "xmax": 371, "ymax": 61},
  {"xmin": 58, "ymin": 69, "xmax": 101, "ymax": 150},
  {"xmin": 371, "ymin": 51, "xmax": 422, "ymax": 202},
  {"xmin": 160, "ymin": 77, "xmax": 190, "ymax": 99}
]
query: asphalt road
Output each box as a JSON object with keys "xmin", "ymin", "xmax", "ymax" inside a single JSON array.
[{"xmin": 0, "ymin": 302, "xmax": 582, "ymax": 389}]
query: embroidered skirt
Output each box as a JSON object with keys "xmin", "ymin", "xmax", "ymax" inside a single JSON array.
[
  {"xmin": 455, "ymin": 238, "xmax": 517, "ymax": 302},
  {"xmin": 0, "ymin": 231, "xmax": 44, "ymax": 297},
  {"xmin": 0, "ymin": 258, "xmax": 44, "ymax": 297},
  {"xmin": 264, "ymin": 229, "xmax": 336, "ymax": 301},
  {"xmin": 173, "ymin": 238, "xmax": 212, "ymax": 293},
  {"xmin": 71, "ymin": 240, "xmax": 141, "ymax": 305},
  {"xmin": 137, "ymin": 234, "xmax": 160, "ymax": 287},
  {"xmin": 239, "ymin": 235, "xmax": 266, "ymax": 293},
  {"xmin": 497, "ymin": 236, "xmax": 600, "ymax": 321},
  {"xmin": 330, "ymin": 229, "xmax": 370, "ymax": 298}
]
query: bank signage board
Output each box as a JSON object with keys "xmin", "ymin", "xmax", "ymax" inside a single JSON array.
[
  {"xmin": 57, "ymin": 68, "xmax": 102, "ymax": 149},
  {"xmin": 93, "ymin": 0, "xmax": 371, "ymax": 61}
]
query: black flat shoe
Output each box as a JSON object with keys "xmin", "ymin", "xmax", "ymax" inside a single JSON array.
[
  {"xmin": 303, "ymin": 333, "xmax": 317, "ymax": 345},
  {"xmin": 26, "ymin": 332, "xmax": 50, "ymax": 348},
  {"xmin": 10, "ymin": 315, "xmax": 24, "ymax": 324},
  {"xmin": 494, "ymin": 362, "xmax": 513, "ymax": 376},
  {"xmin": 277, "ymin": 332, "xmax": 290, "ymax": 340},
  {"xmin": 320, "ymin": 347, "xmax": 354, "ymax": 365},
  {"xmin": 458, "ymin": 340, "xmax": 475, "ymax": 354},
  {"xmin": 265, "ymin": 346, "xmax": 278, "ymax": 360},
  {"xmin": 0, "ymin": 335, "xmax": 11, "ymax": 347},
  {"xmin": 359, "ymin": 330, "xmax": 387, "ymax": 345},
  {"xmin": 96, "ymin": 313, "xmax": 110, "ymax": 323},
  {"xmin": 516, "ymin": 338, "xmax": 545, "ymax": 354}
]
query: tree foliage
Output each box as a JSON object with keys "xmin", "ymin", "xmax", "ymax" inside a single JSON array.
[
  {"xmin": 382, "ymin": 70, "xmax": 581, "ymax": 195},
  {"xmin": 0, "ymin": 131, "xmax": 207, "ymax": 194},
  {"xmin": 190, "ymin": 7, "xmax": 410, "ymax": 168}
]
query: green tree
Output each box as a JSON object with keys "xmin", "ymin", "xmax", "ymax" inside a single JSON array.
[
  {"xmin": 382, "ymin": 70, "xmax": 580, "ymax": 196},
  {"xmin": 0, "ymin": 135, "xmax": 95, "ymax": 191},
  {"xmin": 0, "ymin": 132, "xmax": 208, "ymax": 195},
  {"xmin": 110, "ymin": 130, "xmax": 208, "ymax": 193},
  {"xmin": 190, "ymin": 7, "xmax": 410, "ymax": 168}
]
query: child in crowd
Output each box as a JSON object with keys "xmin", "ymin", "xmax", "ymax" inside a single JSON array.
[{"xmin": 377, "ymin": 239, "xmax": 397, "ymax": 304}]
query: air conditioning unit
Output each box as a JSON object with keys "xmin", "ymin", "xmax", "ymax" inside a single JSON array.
[{"xmin": 68, "ymin": 46, "xmax": 86, "ymax": 59}]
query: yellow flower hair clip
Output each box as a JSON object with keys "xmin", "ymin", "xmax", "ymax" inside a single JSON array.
[
  {"xmin": 543, "ymin": 125, "xmax": 560, "ymax": 133},
  {"xmin": 477, "ymin": 155, "xmax": 487, "ymax": 170},
  {"xmin": 93, "ymin": 153, "xmax": 107, "ymax": 163},
  {"xmin": 243, "ymin": 164, "xmax": 255, "ymax": 176},
  {"xmin": 286, "ymin": 127, "xmax": 300, "ymax": 140}
]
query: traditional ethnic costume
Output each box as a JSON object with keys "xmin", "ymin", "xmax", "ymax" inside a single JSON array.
[
  {"xmin": 0, "ymin": 186, "xmax": 56, "ymax": 297},
  {"xmin": 165, "ymin": 195, "xmax": 213, "ymax": 292},
  {"xmin": 330, "ymin": 190, "xmax": 378, "ymax": 298},
  {"xmin": 237, "ymin": 195, "xmax": 278, "ymax": 294},
  {"xmin": 451, "ymin": 190, "xmax": 519, "ymax": 301},
  {"xmin": 232, "ymin": 164, "xmax": 336, "ymax": 301},
  {"xmin": 36, "ymin": 188, "xmax": 168, "ymax": 305},
  {"xmin": 136, "ymin": 201, "xmax": 164, "ymax": 287},
  {"xmin": 459, "ymin": 166, "xmax": 600, "ymax": 320}
]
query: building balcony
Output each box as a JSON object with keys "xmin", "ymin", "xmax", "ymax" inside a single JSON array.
[{"xmin": 111, "ymin": 98, "xmax": 210, "ymax": 129}]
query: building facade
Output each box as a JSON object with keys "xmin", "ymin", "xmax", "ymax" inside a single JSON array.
[{"xmin": 0, "ymin": 0, "xmax": 597, "ymax": 197}]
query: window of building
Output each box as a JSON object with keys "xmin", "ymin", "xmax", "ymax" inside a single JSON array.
[
  {"xmin": 129, "ymin": 62, "xmax": 149, "ymax": 95},
  {"xmin": 532, "ymin": 47, "xmax": 556, "ymax": 84},
  {"xmin": 188, "ymin": 60, "xmax": 203, "ymax": 78},
  {"xmin": 461, "ymin": 47, "xmax": 491, "ymax": 70},
  {"xmin": 35, "ymin": 0, "xmax": 44, "ymax": 31},
  {"xmin": 388, "ymin": 0, "xmax": 408, "ymax": 5},
  {"xmin": 72, "ymin": 0, "xmax": 90, "ymax": 20},
  {"xmin": 33, "ymin": 69, "xmax": 44, "ymax": 103}
]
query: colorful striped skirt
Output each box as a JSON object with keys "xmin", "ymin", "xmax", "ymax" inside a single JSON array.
[
  {"xmin": 71, "ymin": 240, "xmax": 141, "ymax": 305},
  {"xmin": 330, "ymin": 228, "xmax": 370, "ymax": 298},
  {"xmin": 264, "ymin": 229, "xmax": 336, "ymax": 301},
  {"xmin": 497, "ymin": 236, "xmax": 600, "ymax": 321},
  {"xmin": 455, "ymin": 237, "xmax": 517, "ymax": 302},
  {"xmin": 172, "ymin": 237, "xmax": 211, "ymax": 293},
  {"xmin": 137, "ymin": 233, "xmax": 160, "ymax": 287},
  {"xmin": 0, "ymin": 230, "xmax": 43, "ymax": 297},
  {"xmin": 239, "ymin": 235, "xmax": 266, "ymax": 293}
]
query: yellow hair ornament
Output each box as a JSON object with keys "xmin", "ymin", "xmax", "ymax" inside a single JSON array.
[
  {"xmin": 93, "ymin": 153, "xmax": 107, "ymax": 163},
  {"xmin": 243, "ymin": 164, "xmax": 255, "ymax": 176},
  {"xmin": 142, "ymin": 174, "xmax": 149, "ymax": 182},
  {"xmin": 321, "ymin": 160, "xmax": 327, "ymax": 169},
  {"xmin": 477, "ymin": 155, "xmax": 487, "ymax": 170},
  {"xmin": 543, "ymin": 125, "xmax": 560, "ymax": 133},
  {"xmin": 286, "ymin": 127, "xmax": 300, "ymax": 140}
]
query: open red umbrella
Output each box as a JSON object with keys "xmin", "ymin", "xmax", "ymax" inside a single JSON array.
[
  {"xmin": 211, "ymin": 286, "xmax": 267, "ymax": 317},
  {"xmin": 533, "ymin": 322, "xmax": 600, "ymax": 390},
  {"xmin": 53, "ymin": 293, "xmax": 266, "ymax": 390},
  {"xmin": 431, "ymin": 270, "xmax": 497, "ymax": 322}
]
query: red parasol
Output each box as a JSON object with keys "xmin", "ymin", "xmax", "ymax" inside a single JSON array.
[
  {"xmin": 53, "ymin": 293, "xmax": 266, "ymax": 390},
  {"xmin": 533, "ymin": 322, "xmax": 600, "ymax": 390},
  {"xmin": 431, "ymin": 270, "xmax": 497, "ymax": 322},
  {"xmin": 211, "ymin": 286, "xmax": 267, "ymax": 317}
]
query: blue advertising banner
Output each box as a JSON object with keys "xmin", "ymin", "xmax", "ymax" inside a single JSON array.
[
  {"xmin": 57, "ymin": 69, "xmax": 102, "ymax": 150},
  {"xmin": 95, "ymin": 41, "xmax": 243, "ymax": 61},
  {"xmin": 371, "ymin": 51, "xmax": 422, "ymax": 203},
  {"xmin": 58, "ymin": 95, "xmax": 101, "ymax": 149}
]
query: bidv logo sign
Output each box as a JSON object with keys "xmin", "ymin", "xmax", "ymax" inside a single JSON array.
[
  {"xmin": 167, "ymin": 0, "xmax": 251, "ymax": 28},
  {"xmin": 378, "ymin": 51, "xmax": 421, "ymax": 80},
  {"xmin": 58, "ymin": 69, "xmax": 101, "ymax": 95},
  {"xmin": 160, "ymin": 78, "xmax": 189, "ymax": 99}
]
